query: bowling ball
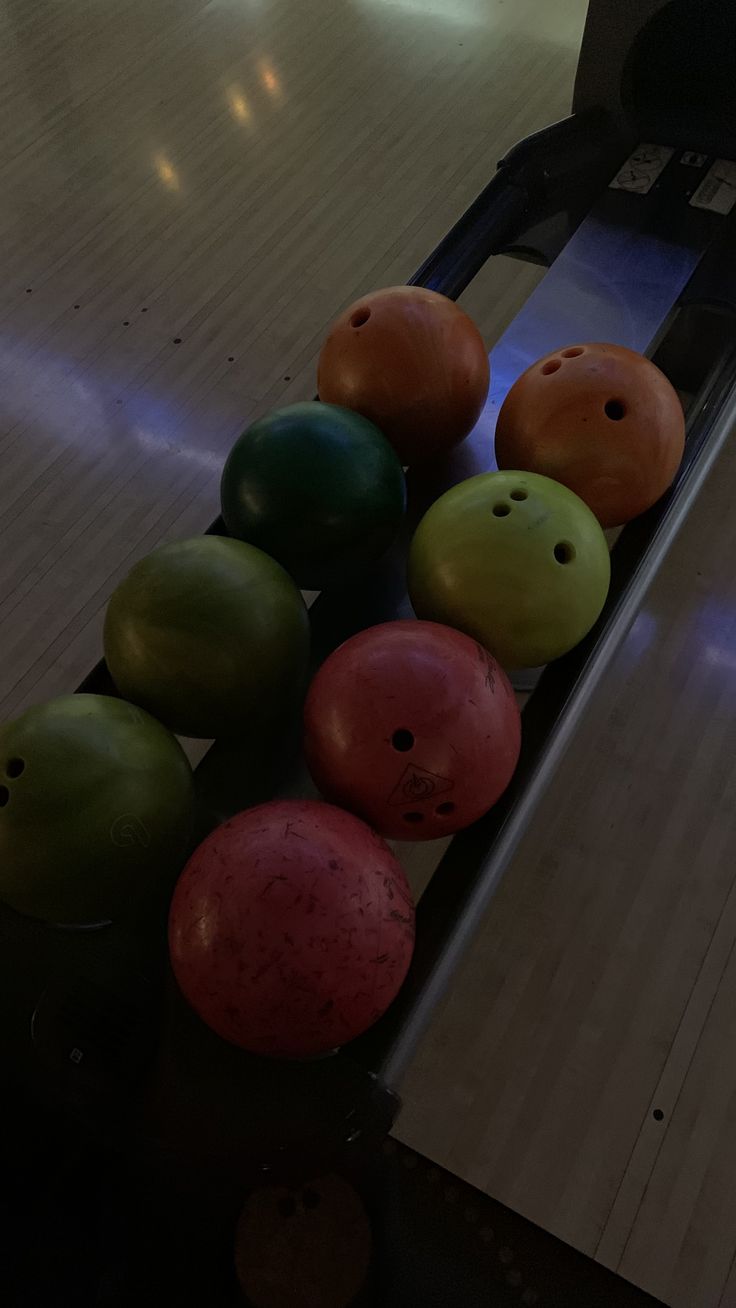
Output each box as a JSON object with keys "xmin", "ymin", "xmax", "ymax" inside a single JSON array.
[
  {"xmin": 495, "ymin": 342, "xmax": 685, "ymax": 527},
  {"xmin": 104, "ymin": 536, "xmax": 310, "ymax": 739},
  {"xmin": 220, "ymin": 402, "xmax": 406, "ymax": 589},
  {"xmin": 0, "ymin": 694, "xmax": 194, "ymax": 925},
  {"xmin": 234, "ymin": 1175, "xmax": 372, "ymax": 1308},
  {"xmin": 304, "ymin": 621, "xmax": 520, "ymax": 840},
  {"xmin": 317, "ymin": 286, "xmax": 489, "ymax": 464},
  {"xmin": 408, "ymin": 470, "xmax": 610, "ymax": 669},
  {"xmin": 169, "ymin": 799, "xmax": 415, "ymax": 1057}
]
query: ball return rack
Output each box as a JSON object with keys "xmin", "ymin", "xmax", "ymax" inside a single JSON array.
[{"xmin": 3, "ymin": 3, "xmax": 736, "ymax": 1302}]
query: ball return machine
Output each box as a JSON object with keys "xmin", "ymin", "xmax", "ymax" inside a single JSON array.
[{"xmin": 3, "ymin": 2, "xmax": 736, "ymax": 1302}]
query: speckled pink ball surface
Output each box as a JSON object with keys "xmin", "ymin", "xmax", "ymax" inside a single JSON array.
[{"xmin": 168, "ymin": 799, "xmax": 415, "ymax": 1058}]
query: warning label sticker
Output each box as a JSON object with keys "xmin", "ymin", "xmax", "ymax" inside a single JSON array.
[
  {"xmin": 610, "ymin": 144, "xmax": 674, "ymax": 195},
  {"xmin": 388, "ymin": 764, "xmax": 453, "ymax": 806},
  {"xmin": 690, "ymin": 160, "xmax": 736, "ymax": 215}
]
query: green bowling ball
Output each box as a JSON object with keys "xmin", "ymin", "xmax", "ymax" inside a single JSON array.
[
  {"xmin": 104, "ymin": 536, "xmax": 310, "ymax": 738},
  {"xmin": 0, "ymin": 694, "xmax": 194, "ymax": 925},
  {"xmin": 408, "ymin": 470, "xmax": 610, "ymax": 669},
  {"xmin": 220, "ymin": 402, "xmax": 406, "ymax": 589}
]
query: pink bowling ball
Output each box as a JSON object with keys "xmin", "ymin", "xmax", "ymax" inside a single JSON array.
[{"xmin": 168, "ymin": 799, "xmax": 415, "ymax": 1059}]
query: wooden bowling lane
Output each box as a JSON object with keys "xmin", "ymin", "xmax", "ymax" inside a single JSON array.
[
  {"xmin": 394, "ymin": 409, "xmax": 736, "ymax": 1307},
  {"xmin": 0, "ymin": 0, "xmax": 586, "ymax": 720}
]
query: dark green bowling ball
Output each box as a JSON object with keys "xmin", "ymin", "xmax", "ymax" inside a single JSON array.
[
  {"xmin": 0, "ymin": 694, "xmax": 194, "ymax": 925},
  {"xmin": 220, "ymin": 402, "xmax": 406, "ymax": 589},
  {"xmin": 104, "ymin": 536, "xmax": 310, "ymax": 739}
]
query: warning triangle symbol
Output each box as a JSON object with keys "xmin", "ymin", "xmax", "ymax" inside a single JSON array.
[{"xmin": 388, "ymin": 763, "xmax": 454, "ymax": 807}]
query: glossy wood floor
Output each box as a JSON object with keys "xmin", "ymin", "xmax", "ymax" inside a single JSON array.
[
  {"xmin": 4, "ymin": 0, "xmax": 735, "ymax": 1304},
  {"xmin": 0, "ymin": 0, "xmax": 578, "ymax": 716}
]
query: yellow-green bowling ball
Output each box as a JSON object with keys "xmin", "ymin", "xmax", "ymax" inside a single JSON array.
[{"xmin": 408, "ymin": 470, "xmax": 610, "ymax": 668}]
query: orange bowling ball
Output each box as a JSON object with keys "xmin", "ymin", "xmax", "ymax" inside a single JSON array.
[
  {"xmin": 317, "ymin": 286, "xmax": 489, "ymax": 464},
  {"xmin": 495, "ymin": 342, "xmax": 685, "ymax": 528}
]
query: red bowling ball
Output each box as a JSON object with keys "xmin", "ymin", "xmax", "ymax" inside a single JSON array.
[
  {"xmin": 304, "ymin": 621, "xmax": 521, "ymax": 840},
  {"xmin": 168, "ymin": 799, "xmax": 415, "ymax": 1059}
]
